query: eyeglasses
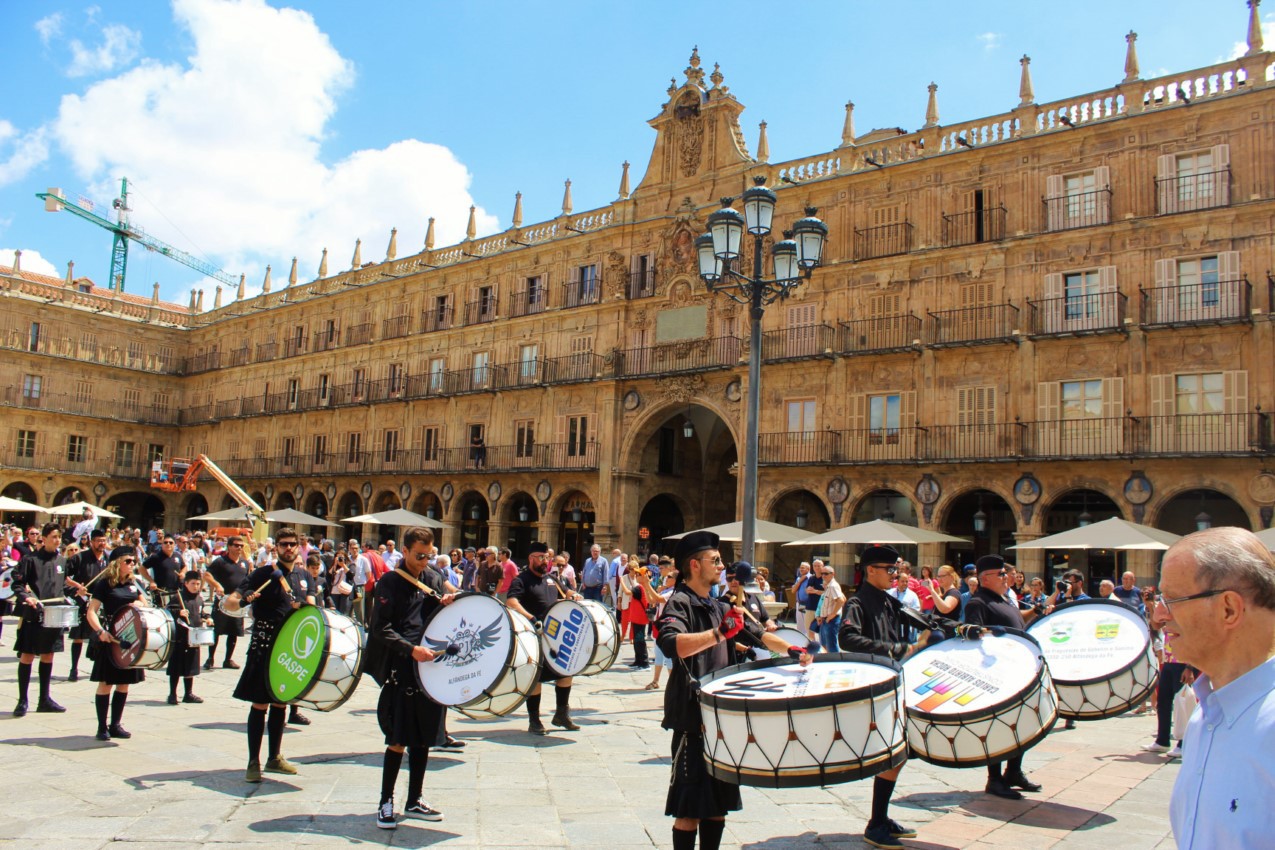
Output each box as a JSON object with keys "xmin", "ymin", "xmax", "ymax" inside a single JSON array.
[
  {"xmin": 121, "ymin": 558, "xmax": 137, "ymax": 565},
  {"xmin": 413, "ymin": 552, "xmax": 430, "ymax": 561},
  {"xmin": 1156, "ymin": 588, "xmax": 1231, "ymax": 616},
  {"xmin": 163, "ymin": 540, "xmax": 175, "ymax": 545},
  {"xmin": 228, "ymin": 542, "xmax": 242, "ymax": 548},
  {"xmin": 695, "ymin": 555, "xmax": 723, "ymax": 566},
  {"xmin": 277, "ymin": 541, "xmax": 299, "ymax": 548},
  {"xmin": 870, "ymin": 564, "xmax": 899, "ymax": 575}
]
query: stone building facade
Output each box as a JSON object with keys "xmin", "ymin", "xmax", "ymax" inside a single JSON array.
[{"xmin": 4, "ymin": 14, "xmax": 1274, "ymax": 588}]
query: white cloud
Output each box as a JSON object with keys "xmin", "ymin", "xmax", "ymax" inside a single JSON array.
[
  {"xmin": 1229, "ymin": 20, "xmax": 1275, "ymax": 60},
  {"xmin": 67, "ymin": 23, "xmax": 142, "ymax": 77},
  {"xmin": 0, "ymin": 120, "xmax": 50, "ymax": 187},
  {"xmin": 35, "ymin": 13, "xmax": 64, "ymax": 45},
  {"xmin": 977, "ymin": 32, "xmax": 1002, "ymax": 52},
  {"xmin": 0, "ymin": 248, "xmax": 60, "ymax": 277},
  {"xmin": 51, "ymin": 0, "xmax": 496, "ymax": 296}
]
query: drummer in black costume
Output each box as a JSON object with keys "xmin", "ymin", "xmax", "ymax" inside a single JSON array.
[
  {"xmin": 138, "ymin": 534, "xmax": 183, "ymax": 606},
  {"xmin": 963, "ymin": 554, "xmax": 1042, "ymax": 800},
  {"xmin": 204, "ymin": 536, "xmax": 249, "ymax": 669},
  {"xmin": 220, "ymin": 527, "xmax": 303, "ymax": 783},
  {"xmin": 166, "ymin": 570, "xmax": 211, "ymax": 705},
  {"xmin": 365, "ymin": 526, "xmax": 453, "ymax": 829},
  {"xmin": 84, "ymin": 546, "xmax": 148, "ymax": 740},
  {"xmin": 506, "ymin": 541, "xmax": 585, "ymax": 735},
  {"xmin": 11, "ymin": 523, "xmax": 72, "ymax": 717},
  {"xmin": 655, "ymin": 531, "xmax": 812, "ymax": 850},
  {"xmin": 280, "ymin": 551, "xmax": 321, "ymax": 727},
  {"xmin": 65, "ymin": 528, "xmax": 109, "ymax": 682}
]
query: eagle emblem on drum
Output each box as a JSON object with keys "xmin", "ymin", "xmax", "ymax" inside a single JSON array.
[{"xmin": 426, "ymin": 616, "xmax": 504, "ymax": 667}]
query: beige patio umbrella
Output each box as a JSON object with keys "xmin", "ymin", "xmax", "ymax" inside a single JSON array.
[
  {"xmin": 1252, "ymin": 527, "xmax": 1275, "ymax": 551},
  {"xmin": 783, "ymin": 518, "xmax": 968, "ymax": 547},
  {"xmin": 1008, "ymin": 516, "xmax": 1181, "ymax": 551},
  {"xmin": 0, "ymin": 496, "xmax": 48, "ymax": 513},
  {"xmin": 265, "ymin": 508, "xmax": 342, "ymax": 528},
  {"xmin": 44, "ymin": 501, "xmax": 122, "ymax": 519},
  {"xmin": 343, "ymin": 508, "xmax": 443, "ymax": 529},
  {"xmin": 664, "ymin": 519, "xmax": 809, "ymax": 544}
]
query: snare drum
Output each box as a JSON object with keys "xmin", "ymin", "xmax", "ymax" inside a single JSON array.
[
  {"xmin": 267, "ymin": 605, "xmax": 366, "ymax": 712},
  {"xmin": 698, "ymin": 653, "xmax": 907, "ymax": 788},
  {"xmin": 111, "ymin": 606, "xmax": 175, "ymax": 670},
  {"xmin": 541, "ymin": 599, "xmax": 620, "ymax": 677},
  {"xmin": 187, "ymin": 625, "xmax": 215, "ymax": 646},
  {"xmin": 748, "ymin": 626, "xmax": 810, "ymax": 661},
  {"xmin": 414, "ymin": 593, "xmax": 541, "ymax": 719},
  {"xmin": 41, "ymin": 604, "xmax": 81, "ymax": 629},
  {"xmin": 902, "ymin": 629, "xmax": 1057, "ymax": 768},
  {"xmin": 217, "ymin": 594, "xmax": 252, "ymax": 619},
  {"xmin": 1027, "ymin": 598, "xmax": 1158, "ymax": 720}
]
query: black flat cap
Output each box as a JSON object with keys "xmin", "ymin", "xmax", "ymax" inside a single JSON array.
[
  {"xmin": 859, "ymin": 545, "xmax": 901, "ymax": 566},
  {"xmin": 673, "ymin": 531, "xmax": 720, "ymax": 566}
]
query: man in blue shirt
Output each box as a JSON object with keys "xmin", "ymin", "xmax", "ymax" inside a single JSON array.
[
  {"xmin": 1161, "ymin": 527, "xmax": 1275, "ymax": 850},
  {"xmin": 1111, "ymin": 571, "xmax": 1146, "ymax": 616},
  {"xmin": 581, "ymin": 544, "xmax": 607, "ymax": 603}
]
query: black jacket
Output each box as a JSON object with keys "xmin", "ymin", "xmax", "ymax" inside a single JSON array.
[
  {"xmin": 364, "ymin": 568, "xmax": 445, "ymax": 686},
  {"xmin": 12, "ymin": 549, "xmax": 68, "ymax": 623},
  {"xmin": 838, "ymin": 581, "xmax": 909, "ymax": 660}
]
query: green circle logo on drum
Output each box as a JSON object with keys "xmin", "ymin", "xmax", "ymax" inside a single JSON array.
[{"xmin": 269, "ymin": 606, "xmax": 327, "ymax": 702}]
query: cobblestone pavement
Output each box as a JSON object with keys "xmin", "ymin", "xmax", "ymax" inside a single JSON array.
[{"xmin": 0, "ymin": 639, "xmax": 1180, "ymax": 849}]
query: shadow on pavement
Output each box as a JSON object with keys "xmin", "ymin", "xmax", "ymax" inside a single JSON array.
[
  {"xmin": 472, "ymin": 728, "xmax": 573, "ymax": 748},
  {"xmin": 248, "ymin": 812, "xmax": 461, "ymax": 846},
  {"xmin": 126, "ymin": 768, "xmax": 300, "ymax": 797},
  {"xmin": 744, "ymin": 832, "xmax": 962, "ymax": 849},
  {"xmin": 289, "ymin": 750, "xmax": 460, "ymax": 770},
  {"xmin": 5, "ymin": 734, "xmax": 115, "ymax": 750}
]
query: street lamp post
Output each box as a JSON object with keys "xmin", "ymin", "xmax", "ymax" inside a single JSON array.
[{"xmin": 697, "ymin": 176, "xmax": 828, "ymax": 564}]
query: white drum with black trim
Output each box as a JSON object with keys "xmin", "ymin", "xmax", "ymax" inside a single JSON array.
[
  {"xmin": 541, "ymin": 599, "xmax": 619, "ymax": 677},
  {"xmin": 41, "ymin": 604, "xmax": 80, "ymax": 628},
  {"xmin": 1027, "ymin": 598, "xmax": 1158, "ymax": 720},
  {"xmin": 747, "ymin": 626, "xmax": 809, "ymax": 661},
  {"xmin": 414, "ymin": 592, "xmax": 541, "ymax": 719},
  {"xmin": 698, "ymin": 653, "xmax": 907, "ymax": 788},
  {"xmin": 903, "ymin": 629, "xmax": 1057, "ymax": 768},
  {"xmin": 187, "ymin": 625, "xmax": 215, "ymax": 646},
  {"xmin": 111, "ymin": 606, "xmax": 175, "ymax": 670}
]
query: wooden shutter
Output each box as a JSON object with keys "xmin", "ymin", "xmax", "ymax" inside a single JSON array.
[
  {"xmin": 1037, "ymin": 381, "xmax": 1061, "ymax": 455},
  {"xmin": 1224, "ymin": 371, "xmax": 1248, "ymax": 414},
  {"xmin": 1046, "ymin": 175, "xmax": 1064, "ymax": 231},
  {"xmin": 1157, "ymin": 154, "xmax": 1177, "ymax": 214},
  {"xmin": 1043, "ymin": 273, "xmax": 1063, "ymax": 332},
  {"xmin": 1148, "ymin": 374, "xmax": 1175, "ymax": 452},
  {"xmin": 1094, "ymin": 166, "xmax": 1112, "ymax": 223},
  {"xmin": 848, "ymin": 394, "xmax": 867, "ymax": 460},
  {"xmin": 1101, "ymin": 377, "xmax": 1125, "ymax": 452},
  {"xmin": 1153, "ymin": 258, "xmax": 1177, "ymax": 323},
  {"xmin": 1212, "ymin": 144, "xmax": 1230, "ymax": 206}
]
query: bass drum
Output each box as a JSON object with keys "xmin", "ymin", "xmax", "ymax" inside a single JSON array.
[
  {"xmin": 267, "ymin": 605, "xmax": 366, "ymax": 712},
  {"xmin": 111, "ymin": 606, "xmax": 175, "ymax": 670},
  {"xmin": 541, "ymin": 599, "xmax": 619, "ymax": 678},
  {"xmin": 414, "ymin": 593, "xmax": 542, "ymax": 719},
  {"xmin": 748, "ymin": 626, "xmax": 810, "ymax": 661}
]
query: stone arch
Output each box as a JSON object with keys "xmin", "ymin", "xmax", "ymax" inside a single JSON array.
[
  {"xmin": 304, "ymin": 492, "xmax": 329, "ymax": 520},
  {"xmin": 500, "ymin": 491, "xmax": 539, "ymax": 524},
  {"xmin": 336, "ymin": 491, "xmax": 362, "ymax": 520},
  {"xmin": 848, "ymin": 487, "xmax": 916, "ymax": 526},
  {"xmin": 1, "ymin": 480, "xmax": 38, "ymax": 502},
  {"xmin": 762, "ymin": 487, "xmax": 832, "ymax": 531},
  {"xmin": 1152, "ymin": 486, "xmax": 1252, "ymax": 534},
  {"xmin": 618, "ymin": 398, "xmax": 740, "ymax": 473},
  {"xmin": 410, "ymin": 490, "xmax": 443, "ymax": 521},
  {"xmin": 371, "ymin": 490, "xmax": 400, "ymax": 513},
  {"xmin": 546, "ymin": 485, "xmax": 599, "ymax": 520},
  {"xmin": 273, "ymin": 491, "xmax": 296, "ymax": 511},
  {"xmin": 53, "ymin": 486, "xmax": 81, "ymax": 506}
]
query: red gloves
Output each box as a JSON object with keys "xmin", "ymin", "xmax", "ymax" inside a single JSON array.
[{"xmin": 719, "ymin": 610, "xmax": 745, "ymax": 640}]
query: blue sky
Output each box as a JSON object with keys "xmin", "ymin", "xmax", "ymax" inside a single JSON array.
[{"xmin": 0, "ymin": 0, "xmax": 1265, "ymax": 306}]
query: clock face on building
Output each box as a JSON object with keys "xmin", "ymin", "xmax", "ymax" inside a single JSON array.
[{"xmin": 488, "ymin": 481, "xmax": 502, "ymax": 502}]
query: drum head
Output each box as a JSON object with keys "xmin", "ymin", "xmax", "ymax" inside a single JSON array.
[
  {"xmin": 701, "ymin": 654, "xmax": 899, "ymax": 708},
  {"xmin": 268, "ymin": 605, "xmax": 329, "ymax": 703},
  {"xmin": 1027, "ymin": 598, "xmax": 1150, "ymax": 684},
  {"xmin": 416, "ymin": 593, "xmax": 513, "ymax": 707},
  {"xmin": 903, "ymin": 631, "xmax": 1044, "ymax": 720},
  {"xmin": 541, "ymin": 600, "xmax": 597, "ymax": 677},
  {"xmin": 110, "ymin": 606, "xmax": 146, "ymax": 668}
]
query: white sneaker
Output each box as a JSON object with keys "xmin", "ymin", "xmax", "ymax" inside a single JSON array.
[
  {"xmin": 377, "ymin": 800, "xmax": 397, "ymax": 830},
  {"xmin": 404, "ymin": 800, "xmax": 444, "ymax": 821},
  {"xmin": 1167, "ymin": 743, "xmax": 1183, "ymax": 759},
  {"xmin": 1141, "ymin": 741, "xmax": 1169, "ymax": 753}
]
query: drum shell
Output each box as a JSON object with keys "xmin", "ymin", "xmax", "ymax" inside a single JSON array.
[
  {"xmin": 111, "ymin": 607, "xmax": 175, "ymax": 670},
  {"xmin": 455, "ymin": 606, "xmax": 541, "ymax": 720},
  {"xmin": 41, "ymin": 604, "xmax": 80, "ymax": 628},
  {"xmin": 187, "ymin": 626, "xmax": 215, "ymax": 646},
  {"xmin": 272, "ymin": 606, "xmax": 366, "ymax": 713},
  {"xmin": 698, "ymin": 652, "xmax": 907, "ymax": 788},
  {"xmin": 540, "ymin": 599, "xmax": 619, "ymax": 678}
]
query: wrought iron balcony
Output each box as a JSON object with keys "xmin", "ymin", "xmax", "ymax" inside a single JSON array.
[
  {"xmin": 422, "ymin": 305, "xmax": 454, "ymax": 332},
  {"xmin": 562, "ymin": 278, "xmax": 601, "ymax": 309},
  {"xmin": 854, "ymin": 222, "xmax": 913, "ymax": 261},
  {"xmin": 1156, "ymin": 168, "xmax": 1230, "ymax": 215},
  {"xmin": 1140, "ymin": 278, "xmax": 1250, "ymax": 327},
  {"xmin": 1043, "ymin": 187, "xmax": 1111, "ymax": 231},
  {"xmin": 542, "ymin": 353, "xmax": 604, "ymax": 384},
  {"xmin": 1027, "ymin": 292, "xmax": 1128, "ymax": 336},
  {"xmin": 614, "ymin": 336, "xmax": 741, "ymax": 378},
  {"xmin": 254, "ymin": 341, "xmax": 277, "ymax": 363},
  {"xmin": 941, "ymin": 206, "xmax": 1007, "ymax": 247},
  {"xmin": 508, "ymin": 288, "xmax": 548, "ymax": 318},
  {"xmin": 218, "ymin": 440, "xmax": 599, "ymax": 479},
  {"xmin": 927, "ymin": 304, "xmax": 1020, "ymax": 346},
  {"xmin": 464, "ymin": 298, "xmax": 498, "ymax": 325},
  {"xmin": 761, "ymin": 325, "xmax": 835, "ymax": 363},
  {"xmin": 312, "ymin": 328, "xmax": 340, "ymax": 352},
  {"xmin": 0, "ymin": 387, "xmax": 179, "ymax": 426},
  {"xmin": 628, "ymin": 269, "xmax": 658, "ymax": 300},
  {"xmin": 838, "ymin": 314, "xmax": 923, "ymax": 355},
  {"xmin": 382, "ymin": 314, "xmax": 413, "ymax": 340},
  {"xmin": 0, "ymin": 449, "xmax": 153, "ymax": 479},
  {"xmin": 344, "ymin": 322, "xmax": 374, "ymax": 346},
  {"xmin": 225, "ymin": 346, "xmax": 251, "ymax": 367}
]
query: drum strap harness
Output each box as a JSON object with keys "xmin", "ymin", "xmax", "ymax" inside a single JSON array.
[{"xmin": 393, "ymin": 568, "xmax": 439, "ymax": 598}]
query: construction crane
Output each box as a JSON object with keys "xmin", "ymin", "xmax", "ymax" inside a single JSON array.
[
  {"xmin": 37, "ymin": 178, "xmax": 237, "ymax": 293},
  {"xmin": 151, "ymin": 454, "xmax": 268, "ymax": 543}
]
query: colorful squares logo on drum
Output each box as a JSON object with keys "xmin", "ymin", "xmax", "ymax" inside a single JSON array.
[{"xmin": 911, "ymin": 665, "xmax": 986, "ymax": 713}]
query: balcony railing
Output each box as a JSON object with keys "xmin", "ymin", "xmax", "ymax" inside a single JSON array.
[
  {"xmin": 508, "ymin": 289, "xmax": 548, "ymax": 318},
  {"xmin": 1156, "ymin": 168, "xmax": 1230, "ymax": 215},
  {"xmin": 254, "ymin": 341, "xmax": 277, "ymax": 363},
  {"xmin": 0, "ymin": 449, "xmax": 153, "ymax": 479},
  {"xmin": 282, "ymin": 336, "xmax": 308, "ymax": 358},
  {"xmin": 1140, "ymin": 278, "xmax": 1250, "ymax": 326},
  {"xmin": 382, "ymin": 314, "xmax": 412, "ymax": 340},
  {"xmin": 562, "ymin": 278, "xmax": 601, "ymax": 309},
  {"xmin": 1028, "ymin": 292, "xmax": 1128, "ymax": 336},
  {"xmin": 614, "ymin": 336, "xmax": 741, "ymax": 378},
  {"xmin": 941, "ymin": 207, "xmax": 1007, "ymax": 247},
  {"xmin": 628, "ymin": 269, "xmax": 658, "ymax": 299},
  {"xmin": 0, "ymin": 326, "xmax": 184, "ymax": 375},
  {"xmin": 927, "ymin": 304, "xmax": 1020, "ymax": 346},
  {"xmin": 543, "ymin": 353, "xmax": 604, "ymax": 383},
  {"xmin": 838, "ymin": 314, "xmax": 922, "ymax": 355},
  {"xmin": 345, "ymin": 322, "xmax": 374, "ymax": 346},
  {"xmin": 225, "ymin": 347, "xmax": 251, "ymax": 367},
  {"xmin": 312, "ymin": 328, "xmax": 340, "ymax": 352},
  {"xmin": 464, "ymin": 298, "xmax": 498, "ymax": 325},
  {"xmin": 492, "ymin": 358, "xmax": 545, "ymax": 389},
  {"xmin": 761, "ymin": 325, "xmax": 835, "ymax": 362},
  {"xmin": 0, "ymin": 387, "xmax": 180, "ymax": 426},
  {"xmin": 187, "ymin": 351, "xmax": 219, "ymax": 373},
  {"xmin": 422, "ymin": 305, "xmax": 454, "ymax": 332},
  {"xmin": 1044, "ymin": 188, "xmax": 1111, "ymax": 231},
  {"xmin": 854, "ymin": 222, "xmax": 913, "ymax": 260}
]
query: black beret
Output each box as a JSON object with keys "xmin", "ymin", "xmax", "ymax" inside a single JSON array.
[
  {"xmin": 528, "ymin": 541, "xmax": 549, "ymax": 554},
  {"xmin": 975, "ymin": 554, "xmax": 1006, "ymax": 573},
  {"xmin": 859, "ymin": 545, "xmax": 900, "ymax": 566},
  {"xmin": 108, "ymin": 545, "xmax": 136, "ymax": 562},
  {"xmin": 673, "ymin": 531, "xmax": 720, "ymax": 566}
]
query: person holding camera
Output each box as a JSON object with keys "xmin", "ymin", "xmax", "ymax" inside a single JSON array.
[{"xmin": 1046, "ymin": 569, "xmax": 1090, "ymax": 614}]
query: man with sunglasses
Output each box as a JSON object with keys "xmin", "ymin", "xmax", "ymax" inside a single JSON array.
[
  {"xmin": 205, "ymin": 536, "xmax": 250, "ymax": 669},
  {"xmin": 1156, "ymin": 528, "xmax": 1275, "ymax": 849},
  {"xmin": 65, "ymin": 528, "xmax": 109, "ymax": 681},
  {"xmin": 11, "ymin": 523, "xmax": 73, "ymax": 716},
  {"xmin": 139, "ymin": 535, "xmax": 184, "ymax": 607}
]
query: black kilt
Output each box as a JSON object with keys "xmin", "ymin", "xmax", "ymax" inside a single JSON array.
[
  {"xmin": 666, "ymin": 730, "xmax": 741, "ymax": 819},
  {"xmin": 377, "ymin": 665, "xmax": 444, "ymax": 747},
  {"xmin": 166, "ymin": 633, "xmax": 201, "ymax": 678},
  {"xmin": 14, "ymin": 618, "xmax": 64, "ymax": 655},
  {"xmin": 67, "ymin": 597, "xmax": 93, "ymax": 641},
  {"xmin": 538, "ymin": 656, "xmax": 567, "ymax": 684},
  {"xmin": 212, "ymin": 600, "xmax": 245, "ymax": 637},
  {"xmin": 232, "ymin": 619, "xmax": 280, "ymax": 704},
  {"xmin": 89, "ymin": 641, "xmax": 145, "ymax": 685}
]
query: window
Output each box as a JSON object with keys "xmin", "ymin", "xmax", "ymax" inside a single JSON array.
[
  {"xmin": 784, "ymin": 304, "xmax": 818, "ymax": 357},
  {"xmin": 383, "ymin": 430, "xmax": 400, "ymax": 463},
  {"xmin": 115, "ymin": 440, "xmax": 135, "ymax": 467},
  {"xmin": 869, "ymin": 394, "xmax": 900, "ymax": 443},
  {"xmin": 1064, "ymin": 270, "xmax": 1102, "ymax": 319},
  {"xmin": 515, "ymin": 419, "xmax": 535, "ymax": 459},
  {"xmin": 318, "ymin": 373, "xmax": 330, "ymax": 403},
  {"xmin": 719, "ymin": 316, "xmax": 738, "ymax": 339},
  {"xmin": 479, "ymin": 285, "xmax": 495, "ymax": 317},
  {"xmin": 156, "ymin": 345, "xmax": 174, "ymax": 370},
  {"xmin": 17, "ymin": 430, "xmax": 36, "ymax": 458},
  {"xmin": 21, "ymin": 374, "xmax": 41, "ymax": 402},
  {"xmin": 153, "ymin": 391, "xmax": 170, "ymax": 413},
  {"xmin": 346, "ymin": 432, "xmax": 362, "ymax": 463},
  {"xmin": 253, "ymin": 438, "xmax": 266, "ymax": 458},
  {"xmin": 1158, "ymin": 147, "xmax": 1229, "ymax": 213},
  {"xmin": 123, "ymin": 388, "xmax": 140, "ymax": 412},
  {"xmin": 526, "ymin": 275, "xmax": 545, "ymax": 311},
  {"xmin": 1046, "ymin": 167, "xmax": 1110, "ymax": 230},
  {"xmin": 1150, "ymin": 371, "xmax": 1245, "ymax": 452},
  {"xmin": 786, "ymin": 399, "xmax": 816, "ymax": 433},
  {"xmin": 313, "ymin": 434, "xmax": 327, "ymax": 466},
  {"xmin": 148, "ymin": 443, "xmax": 164, "ymax": 463},
  {"xmin": 67, "ymin": 434, "xmax": 87, "ymax": 463},
  {"xmin": 287, "ymin": 378, "xmax": 299, "ymax": 407},
  {"xmin": 1061, "ymin": 380, "xmax": 1103, "ymax": 420},
  {"xmin": 420, "ymin": 426, "xmax": 440, "ymax": 462},
  {"xmin": 567, "ymin": 415, "xmax": 589, "ymax": 457},
  {"xmin": 1175, "ymin": 373, "xmax": 1224, "ymax": 415},
  {"xmin": 127, "ymin": 340, "xmax": 144, "ymax": 365},
  {"xmin": 28, "ymin": 322, "xmax": 39, "ymax": 352},
  {"xmin": 1177, "ymin": 256, "xmax": 1220, "ymax": 309},
  {"xmin": 472, "ymin": 351, "xmax": 490, "ymax": 387},
  {"xmin": 388, "ymin": 362, "xmax": 404, "ymax": 395},
  {"xmin": 569, "ymin": 263, "xmax": 599, "ymax": 307},
  {"xmin": 352, "ymin": 368, "xmax": 365, "ymax": 399},
  {"xmin": 1065, "ymin": 172, "xmax": 1097, "ymax": 221},
  {"xmin": 282, "ymin": 437, "xmax": 297, "ymax": 465},
  {"xmin": 80, "ymin": 332, "xmax": 97, "ymax": 356},
  {"xmin": 428, "ymin": 357, "xmax": 446, "ymax": 393},
  {"xmin": 431, "ymin": 294, "xmax": 451, "ymax": 330},
  {"xmin": 519, "ymin": 344, "xmax": 538, "ymax": 380}
]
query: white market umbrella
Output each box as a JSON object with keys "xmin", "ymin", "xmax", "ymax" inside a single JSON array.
[
  {"xmin": 343, "ymin": 508, "xmax": 443, "ymax": 529},
  {"xmin": 188, "ymin": 506, "xmax": 260, "ymax": 523},
  {"xmin": 1008, "ymin": 516, "xmax": 1182, "ymax": 551},
  {"xmin": 783, "ymin": 518, "xmax": 968, "ymax": 547},
  {"xmin": 265, "ymin": 508, "xmax": 342, "ymax": 528},
  {"xmin": 45, "ymin": 501, "xmax": 122, "ymax": 519},
  {"xmin": 664, "ymin": 519, "xmax": 809, "ymax": 544},
  {"xmin": 1256, "ymin": 527, "xmax": 1275, "ymax": 551},
  {"xmin": 0, "ymin": 496, "xmax": 48, "ymax": 513}
]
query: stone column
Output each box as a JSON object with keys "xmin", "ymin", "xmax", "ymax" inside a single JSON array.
[
  {"xmin": 440, "ymin": 521, "xmax": 460, "ymax": 553},
  {"xmin": 1124, "ymin": 549, "xmax": 1162, "ymax": 585},
  {"xmin": 539, "ymin": 520, "xmax": 562, "ymax": 551},
  {"xmin": 488, "ymin": 520, "xmax": 511, "ymax": 550},
  {"xmin": 917, "ymin": 542, "xmax": 945, "ymax": 569},
  {"xmin": 1011, "ymin": 532, "xmax": 1046, "ymax": 579}
]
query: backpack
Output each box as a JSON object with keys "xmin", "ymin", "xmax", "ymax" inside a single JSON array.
[
  {"xmin": 796, "ymin": 575, "xmax": 811, "ymax": 607},
  {"xmin": 365, "ymin": 551, "xmax": 388, "ymax": 591}
]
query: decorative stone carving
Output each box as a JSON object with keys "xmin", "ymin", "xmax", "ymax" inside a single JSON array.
[
  {"xmin": 1124, "ymin": 472, "xmax": 1152, "ymax": 505},
  {"xmin": 487, "ymin": 481, "xmax": 502, "ymax": 502},
  {"xmin": 605, "ymin": 251, "xmax": 627, "ymax": 300},
  {"xmin": 915, "ymin": 475, "xmax": 940, "ymax": 506},
  {"xmin": 676, "ymin": 94, "xmax": 704, "ymax": 177},
  {"xmin": 659, "ymin": 374, "xmax": 707, "ymax": 403},
  {"xmin": 623, "ymin": 390, "xmax": 641, "ymax": 411},
  {"xmin": 724, "ymin": 381, "xmax": 741, "ymax": 403},
  {"xmin": 1249, "ymin": 472, "xmax": 1275, "ymax": 505}
]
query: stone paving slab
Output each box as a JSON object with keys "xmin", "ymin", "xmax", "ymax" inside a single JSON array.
[{"xmin": 0, "ymin": 635, "xmax": 1181, "ymax": 848}]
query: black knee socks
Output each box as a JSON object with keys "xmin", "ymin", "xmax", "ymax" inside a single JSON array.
[
  {"xmin": 699, "ymin": 819, "xmax": 725, "ymax": 850},
  {"xmin": 247, "ymin": 707, "xmax": 266, "ymax": 762},
  {"xmin": 224, "ymin": 635, "xmax": 237, "ymax": 663},
  {"xmin": 554, "ymin": 684, "xmax": 570, "ymax": 713},
  {"xmin": 381, "ymin": 748, "xmax": 403, "ymax": 804},
  {"xmin": 17, "ymin": 662, "xmax": 31, "ymax": 702},
  {"xmin": 184, "ymin": 677, "xmax": 193, "ymax": 696},
  {"xmin": 870, "ymin": 776, "xmax": 896, "ymax": 826},
  {"xmin": 266, "ymin": 705, "xmax": 286, "ymax": 759},
  {"xmin": 95, "ymin": 693, "xmax": 109, "ymax": 731},
  {"xmin": 169, "ymin": 675, "xmax": 180, "ymax": 697},
  {"xmin": 987, "ymin": 762, "xmax": 1003, "ymax": 782},
  {"xmin": 110, "ymin": 691, "xmax": 127, "ymax": 726},
  {"xmin": 526, "ymin": 692, "xmax": 542, "ymax": 721},
  {"xmin": 37, "ymin": 661, "xmax": 52, "ymax": 701},
  {"xmin": 70, "ymin": 642, "xmax": 83, "ymax": 673},
  {"xmin": 672, "ymin": 827, "xmax": 697, "ymax": 850},
  {"xmin": 407, "ymin": 745, "xmax": 428, "ymax": 804},
  {"xmin": 1005, "ymin": 755, "xmax": 1023, "ymax": 777}
]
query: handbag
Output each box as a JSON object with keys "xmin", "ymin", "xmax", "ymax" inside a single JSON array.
[
  {"xmin": 334, "ymin": 580, "xmax": 353, "ymax": 595},
  {"xmin": 1173, "ymin": 681, "xmax": 1198, "ymax": 741}
]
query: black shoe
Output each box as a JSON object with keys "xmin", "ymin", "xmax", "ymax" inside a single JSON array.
[
  {"xmin": 167, "ymin": 694, "xmax": 179, "ymax": 705},
  {"xmin": 13, "ymin": 700, "xmax": 27, "ymax": 718},
  {"xmin": 435, "ymin": 736, "xmax": 466, "ymax": 752},
  {"xmin": 288, "ymin": 710, "xmax": 311, "ymax": 726},
  {"xmin": 885, "ymin": 818, "xmax": 917, "ymax": 838},
  {"xmin": 550, "ymin": 710, "xmax": 580, "ymax": 731},
  {"xmin": 183, "ymin": 694, "xmax": 204, "ymax": 704},
  {"xmin": 67, "ymin": 672, "xmax": 79, "ymax": 683},
  {"xmin": 528, "ymin": 718, "xmax": 547, "ymax": 736},
  {"xmin": 863, "ymin": 822, "xmax": 904, "ymax": 850},
  {"xmin": 36, "ymin": 698, "xmax": 66, "ymax": 713},
  {"xmin": 108, "ymin": 724, "xmax": 132, "ymax": 739},
  {"xmin": 223, "ymin": 660, "xmax": 240, "ymax": 669},
  {"xmin": 985, "ymin": 778, "xmax": 1024, "ymax": 800},
  {"xmin": 1005, "ymin": 771, "xmax": 1042, "ymax": 792},
  {"xmin": 203, "ymin": 659, "xmax": 214, "ymax": 671},
  {"xmin": 403, "ymin": 800, "xmax": 444, "ymax": 822},
  {"xmin": 96, "ymin": 728, "xmax": 111, "ymax": 741}
]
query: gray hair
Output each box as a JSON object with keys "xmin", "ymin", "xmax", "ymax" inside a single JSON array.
[
  {"xmin": 1173, "ymin": 527, "xmax": 1275, "ymax": 611},
  {"xmin": 434, "ymin": 554, "xmax": 452, "ymax": 569}
]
